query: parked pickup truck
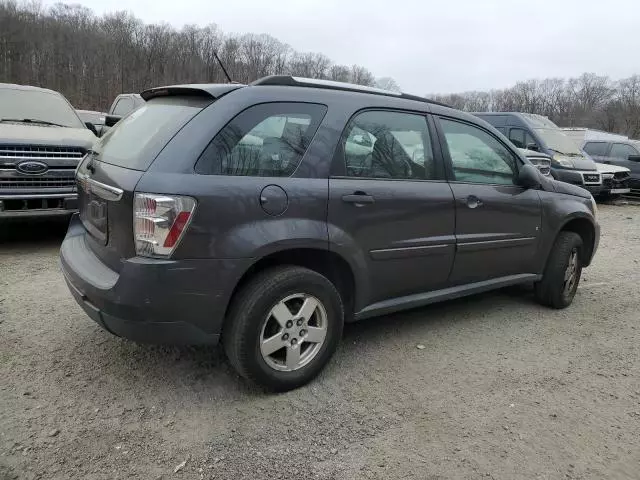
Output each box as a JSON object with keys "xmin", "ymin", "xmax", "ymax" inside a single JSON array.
[
  {"xmin": 0, "ymin": 83, "xmax": 96, "ymax": 219},
  {"xmin": 102, "ymin": 93, "xmax": 145, "ymax": 133}
]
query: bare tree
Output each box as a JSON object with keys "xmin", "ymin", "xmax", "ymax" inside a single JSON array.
[
  {"xmin": 428, "ymin": 72, "xmax": 640, "ymax": 137},
  {"xmin": 0, "ymin": 1, "xmax": 385, "ymax": 109},
  {"xmin": 375, "ymin": 77, "xmax": 401, "ymax": 92}
]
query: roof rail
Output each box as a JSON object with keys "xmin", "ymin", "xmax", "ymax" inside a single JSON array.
[{"xmin": 251, "ymin": 76, "xmax": 449, "ymax": 107}]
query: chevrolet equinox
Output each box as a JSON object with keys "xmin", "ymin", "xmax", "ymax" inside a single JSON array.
[{"xmin": 60, "ymin": 76, "xmax": 600, "ymax": 391}]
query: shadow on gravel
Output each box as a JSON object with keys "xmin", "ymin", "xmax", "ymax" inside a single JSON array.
[
  {"xmin": 68, "ymin": 287, "xmax": 536, "ymax": 396},
  {"xmin": 0, "ymin": 217, "xmax": 69, "ymax": 247},
  {"xmin": 342, "ymin": 287, "xmax": 536, "ymax": 343}
]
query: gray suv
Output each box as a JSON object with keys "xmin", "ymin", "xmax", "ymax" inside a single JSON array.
[
  {"xmin": 582, "ymin": 140, "xmax": 640, "ymax": 190},
  {"xmin": 60, "ymin": 76, "xmax": 600, "ymax": 391}
]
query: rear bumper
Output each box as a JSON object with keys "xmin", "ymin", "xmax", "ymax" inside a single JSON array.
[{"xmin": 60, "ymin": 214, "xmax": 251, "ymax": 345}]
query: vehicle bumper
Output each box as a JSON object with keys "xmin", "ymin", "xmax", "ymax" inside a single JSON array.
[
  {"xmin": 552, "ymin": 169, "xmax": 602, "ymax": 194},
  {"xmin": 0, "ymin": 193, "xmax": 78, "ymax": 219},
  {"xmin": 59, "ymin": 214, "xmax": 251, "ymax": 345},
  {"xmin": 600, "ymin": 175, "xmax": 631, "ymax": 195}
]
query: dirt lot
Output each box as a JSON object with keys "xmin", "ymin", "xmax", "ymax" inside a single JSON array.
[{"xmin": 1, "ymin": 204, "xmax": 640, "ymax": 480}]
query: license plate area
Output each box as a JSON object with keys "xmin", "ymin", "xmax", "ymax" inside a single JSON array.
[{"xmin": 80, "ymin": 192, "xmax": 108, "ymax": 244}]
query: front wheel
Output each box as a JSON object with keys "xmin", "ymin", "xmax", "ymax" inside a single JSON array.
[
  {"xmin": 535, "ymin": 231, "xmax": 583, "ymax": 309},
  {"xmin": 223, "ymin": 266, "xmax": 344, "ymax": 391}
]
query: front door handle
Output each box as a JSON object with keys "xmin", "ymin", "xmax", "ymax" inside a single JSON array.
[
  {"xmin": 342, "ymin": 192, "xmax": 375, "ymax": 206},
  {"xmin": 465, "ymin": 195, "xmax": 483, "ymax": 209}
]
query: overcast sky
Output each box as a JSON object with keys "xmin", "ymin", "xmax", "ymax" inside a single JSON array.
[{"xmin": 45, "ymin": 0, "xmax": 640, "ymax": 95}]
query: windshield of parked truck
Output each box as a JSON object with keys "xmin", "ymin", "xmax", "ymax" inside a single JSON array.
[
  {"xmin": 534, "ymin": 128, "xmax": 582, "ymax": 156},
  {"xmin": 0, "ymin": 86, "xmax": 84, "ymax": 128}
]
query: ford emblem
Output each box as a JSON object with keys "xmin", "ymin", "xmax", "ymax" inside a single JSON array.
[{"xmin": 16, "ymin": 161, "xmax": 48, "ymax": 175}]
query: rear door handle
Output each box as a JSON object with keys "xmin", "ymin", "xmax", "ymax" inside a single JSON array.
[
  {"xmin": 464, "ymin": 195, "xmax": 483, "ymax": 209},
  {"xmin": 342, "ymin": 193, "xmax": 375, "ymax": 205}
]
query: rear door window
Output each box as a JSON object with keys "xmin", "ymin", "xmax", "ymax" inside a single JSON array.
[
  {"xmin": 610, "ymin": 143, "xmax": 639, "ymax": 159},
  {"xmin": 195, "ymin": 103, "xmax": 327, "ymax": 177},
  {"xmin": 341, "ymin": 110, "xmax": 436, "ymax": 180},
  {"xmin": 93, "ymin": 96, "xmax": 210, "ymax": 171}
]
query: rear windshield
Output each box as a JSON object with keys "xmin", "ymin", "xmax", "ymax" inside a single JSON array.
[
  {"xmin": 0, "ymin": 86, "xmax": 84, "ymax": 128},
  {"xmin": 93, "ymin": 96, "xmax": 210, "ymax": 171}
]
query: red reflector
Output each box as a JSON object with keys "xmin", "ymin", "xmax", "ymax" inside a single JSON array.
[{"xmin": 163, "ymin": 211, "xmax": 191, "ymax": 248}]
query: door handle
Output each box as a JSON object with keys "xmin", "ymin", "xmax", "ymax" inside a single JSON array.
[
  {"xmin": 342, "ymin": 192, "xmax": 375, "ymax": 205},
  {"xmin": 464, "ymin": 195, "xmax": 483, "ymax": 209}
]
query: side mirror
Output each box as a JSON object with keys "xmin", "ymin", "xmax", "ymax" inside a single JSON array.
[
  {"xmin": 526, "ymin": 143, "xmax": 539, "ymax": 152},
  {"xmin": 104, "ymin": 115, "xmax": 122, "ymax": 127},
  {"xmin": 518, "ymin": 164, "xmax": 541, "ymax": 189},
  {"xmin": 628, "ymin": 155, "xmax": 640, "ymax": 162},
  {"xmin": 85, "ymin": 122, "xmax": 98, "ymax": 136}
]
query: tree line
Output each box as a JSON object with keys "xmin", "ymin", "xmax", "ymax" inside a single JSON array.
[
  {"xmin": 432, "ymin": 73, "xmax": 640, "ymax": 139},
  {"xmin": 0, "ymin": 1, "xmax": 399, "ymax": 111},
  {"xmin": 2, "ymin": 1, "xmax": 639, "ymax": 139}
]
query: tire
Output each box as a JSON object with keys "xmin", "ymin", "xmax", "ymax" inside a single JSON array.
[
  {"xmin": 535, "ymin": 231, "xmax": 583, "ymax": 309},
  {"xmin": 223, "ymin": 266, "xmax": 344, "ymax": 391}
]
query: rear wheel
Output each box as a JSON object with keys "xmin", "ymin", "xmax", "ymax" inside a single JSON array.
[
  {"xmin": 535, "ymin": 231, "xmax": 583, "ymax": 309},
  {"xmin": 223, "ymin": 266, "xmax": 343, "ymax": 391}
]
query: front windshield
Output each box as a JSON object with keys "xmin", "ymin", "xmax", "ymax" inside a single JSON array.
[
  {"xmin": 534, "ymin": 128, "xmax": 582, "ymax": 155},
  {"xmin": 0, "ymin": 87, "xmax": 83, "ymax": 128}
]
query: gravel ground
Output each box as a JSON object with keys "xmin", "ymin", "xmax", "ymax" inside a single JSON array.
[{"xmin": 1, "ymin": 204, "xmax": 640, "ymax": 480}]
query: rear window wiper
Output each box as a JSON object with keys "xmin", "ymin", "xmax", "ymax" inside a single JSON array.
[{"xmin": 0, "ymin": 118, "xmax": 66, "ymax": 127}]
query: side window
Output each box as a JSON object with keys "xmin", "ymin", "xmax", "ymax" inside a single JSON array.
[
  {"xmin": 195, "ymin": 103, "xmax": 327, "ymax": 177},
  {"xmin": 610, "ymin": 143, "xmax": 638, "ymax": 159},
  {"xmin": 524, "ymin": 131, "xmax": 537, "ymax": 149},
  {"xmin": 440, "ymin": 118, "xmax": 518, "ymax": 185},
  {"xmin": 342, "ymin": 110, "xmax": 435, "ymax": 180},
  {"xmin": 508, "ymin": 128, "xmax": 537, "ymax": 150},
  {"xmin": 495, "ymin": 127, "xmax": 507, "ymax": 136},
  {"xmin": 112, "ymin": 97, "xmax": 133, "ymax": 116},
  {"xmin": 583, "ymin": 142, "xmax": 609, "ymax": 156},
  {"xmin": 509, "ymin": 128, "xmax": 525, "ymax": 148}
]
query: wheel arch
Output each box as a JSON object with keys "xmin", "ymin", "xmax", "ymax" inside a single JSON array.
[
  {"xmin": 223, "ymin": 247, "xmax": 358, "ymax": 323},
  {"xmin": 556, "ymin": 215, "xmax": 597, "ymax": 266}
]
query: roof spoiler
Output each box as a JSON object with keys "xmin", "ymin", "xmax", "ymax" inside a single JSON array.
[{"xmin": 140, "ymin": 84, "xmax": 244, "ymax": 102}]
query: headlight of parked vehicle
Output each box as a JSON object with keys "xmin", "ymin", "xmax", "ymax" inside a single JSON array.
[{"xmin": 551, "ymin": 154, "xmax": 574, "ymax": 168}]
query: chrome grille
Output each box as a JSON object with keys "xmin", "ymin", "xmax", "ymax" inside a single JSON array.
[
  {"xmin": 582, "ymin": 173, "xmax": 602, "ymax": 185},
  {"xmin": 0, "ymin": 175, "xmax": 76, "ymax": 189},
  {"xmin": 0, "ymin": 144, "xmax": 84, "ymax": 192},
  {"xmin": 0, "ymin": 145, "xmax": 85, "ymax": 162}
]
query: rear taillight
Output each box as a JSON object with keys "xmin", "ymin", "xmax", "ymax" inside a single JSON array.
[{"xmin": 134, "ymin": 193, "xmax": 196, "ymax": 257}]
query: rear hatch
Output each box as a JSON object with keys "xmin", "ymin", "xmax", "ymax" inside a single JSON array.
[{"xmin": 76, "ymin": 95, "xmax": 220, "ymax": 271}]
